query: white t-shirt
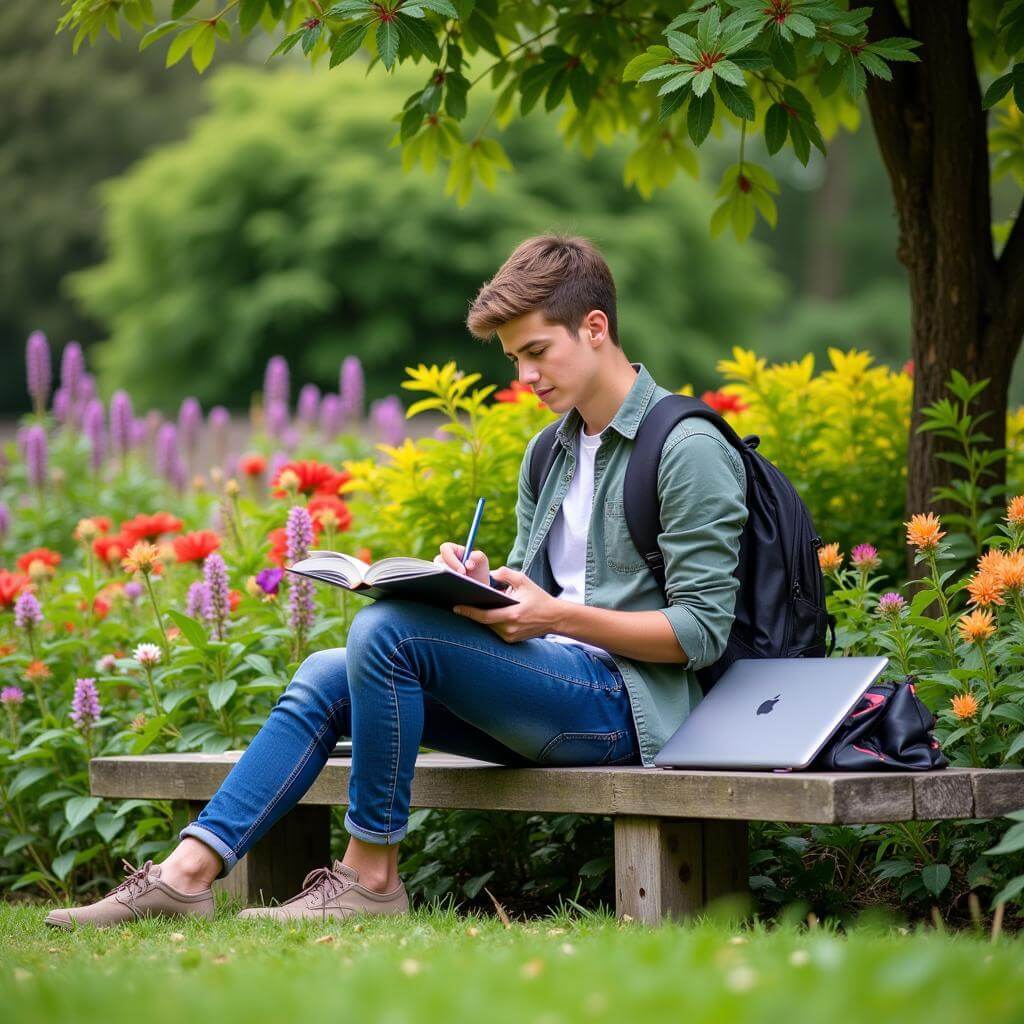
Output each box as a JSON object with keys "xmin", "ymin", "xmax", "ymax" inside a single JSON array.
[{"xmin": 542, "ymin": 422, "xmax": 613, "ymax": 660}]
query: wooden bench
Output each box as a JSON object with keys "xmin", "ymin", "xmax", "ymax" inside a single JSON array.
[{"xmin": 89, "ymin": 753, "xmax": 1024, "ymax": 924}]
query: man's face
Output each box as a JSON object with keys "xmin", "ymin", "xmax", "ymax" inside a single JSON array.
[{"xmin": 495, "ymin": 309, "xmax": 594, "ymax": 413}]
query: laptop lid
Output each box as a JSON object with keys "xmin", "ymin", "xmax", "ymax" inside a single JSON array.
[{"xmin": 653, "ymin": 656, "xmax": 889, "ymax": 771}]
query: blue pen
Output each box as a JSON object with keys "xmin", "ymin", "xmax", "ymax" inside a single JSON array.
[{"xmin": 460, "ymin": 497, "xmax": 486, "ymax": 570}]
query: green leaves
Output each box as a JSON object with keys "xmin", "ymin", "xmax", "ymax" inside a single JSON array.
[
  {"xmin": 688, "ymin": 91, "xmax": 715, "ymax": 145},
  {"xmin": 711, "ymin": 161, "xmax": 779, "ymax": 241},
  {"xmin": 377, "ymin": 18, "xmax": 399, "ymax": 70},
  {"xmin": 329, "ymin": 21, "xmax": 370, "ymax": 67},
  {"xmin": 983, "ymin": 63, "xmax": 1024, "ymax": 113}
]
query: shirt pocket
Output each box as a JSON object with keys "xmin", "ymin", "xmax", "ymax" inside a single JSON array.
[{"xmin": 604, "ymin": 498, "xmax": 649, "ymax": 574}]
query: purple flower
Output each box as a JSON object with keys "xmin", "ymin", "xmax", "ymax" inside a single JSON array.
[
  {"xmin": 280, "ymin": 426, "xmax": 300, "ymax": 453},
  {"xmin": 339, "ymin": 356, "xmax": 364, "ymax": 424},
  {"xmin": 209, "ymin": 405, "xmax": 230, "ymax": 431},
  {"xmin": 23, "ymin": 426, "xmax": 48, "ymax": 489},
  {"xmin": 370, "ymin": 396, "xmax": 405, "ymax": 446},
  {"xmin": 202, "ymin": 552, "xmax": 231, "ymax": 640},
  {"xmin": 286, "ymin": 506, "xmax": 314, "ymax": 563},
  {"xmin": 877, "ymin": 592, "xmax": 906, "ymax": 619},
  {"xmin": 265, "ymin": 398, "xmax": 289, "ymax": 440},
  {"xmin": 123, "ymin": 581, "xmax": 143, "ymax": 603},
  {"xmin": 129, "ymin": 416, "xmax": 149, "ymax": 449},
  {"xmin": 82, "ymin": 399, "xmax": 106, "ymax": 472},
  {"xmin": 26, "ymin": 331, "xmax": 51, "ymax": 414},
  {"xmin": 267, "ymin": 451, "xmax": 289, "ymax": 482},
  {"xmin": 177, "ymin": 397, "xmax": 203, "ymax": 454},
  {"xmin": 264, "ymin": 356, "xmax": 289, "ymax": 408},
  {"xmin": 155, "ymin": 423, "xmax": 179, "ymax": 483},
  {"xmin": 256, "ymin": 567, "xmax": 284, "ymax": 596},
  {"xmin": 0, "ymin": 501, "xmax": 10, "ymax": 539},
  {"xmin": 186, "ymin": 580, "xmax": 209, "ymax": 620},
  {"xmin": 297, "ymin": 384, "xmax": 321, "ymax": 427},
  {"xmin": 14, "ymin": 590, "xmax": 43, "ymax": 631},
  {"xmin": 319, "ymin": 393, "xmax": 342, "ymax": 439},
  {"xmin": 110, "ymin": 390, "xmax": 134, "ymax": 455},
  {"xmin": 79, "ymin": 373, "xmax": 96, "ymax": 404},
  {"xmin": 52, "ymin": 387, "xmax": 70, "ymax": 424},
  {"xmin": 1, "ymin": 686, "xmax": 25, "ymax": 706},
  {"xmin": 70, "ymin": 677, "xmax": 101, "ymax": 729},
  {"xmin": 60, "ymin": 342, "xmax": 85, "ymax": 404}
]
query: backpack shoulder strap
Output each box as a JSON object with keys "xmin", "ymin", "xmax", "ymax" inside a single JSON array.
[
  {"xmin": 528, "ymin": 418, "xmax": 565, "ymax": 503},
  {"xmin": 624, "ymin": 395, "xmax": 747, "ymax": 595}
]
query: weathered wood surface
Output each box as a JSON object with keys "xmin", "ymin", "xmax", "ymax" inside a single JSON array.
[
  {"xmin": 90, "ymin": 754, "xmax": 1024, "ymax": 824},
  {"xmin": 614, "ymin": 817, "xmax": 749, "ymax": 924}
]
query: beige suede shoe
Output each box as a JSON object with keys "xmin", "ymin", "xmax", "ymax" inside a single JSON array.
[
  {"xmin": 44, "ymin": 859, "xmax": 215, "ymax": 930},
  {"xmin": 237, "ymin": 861, "xmax": 408, "ymax": 923}
]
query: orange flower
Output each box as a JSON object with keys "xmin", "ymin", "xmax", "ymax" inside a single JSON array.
[
  {"xmin": 228, "ymin": 589, "xmax": 241, "ymax": 613},
  {"xmin": 977, "ymin": 549, "xmax": 1009, "ymax": 576},
  {"xmin": 1007, "ymin": 496, "xmax": 1024, "ymax": 526},
  {"xmin": 998, "ymin": 550, "xmax": 1024, "ymax": 592},
  {"xmin": 0, "ymin": 642, "xmax": 16, "ymax": 657},
  {"xmin": 267, "ymin": 527, "xmax": 288, "ymax": 568},
  {"xmin": 307, "ymin": 496, "xmax": 352, "ymax": 533},
  {"xmin": 120, "ymin": 512, "xmax": 184, "ymax": 545},
  {"xmin": 958, "ymin": 608, "xmax": 996, "ymax": 644},
  {"xmin": 700, "ymin": 390, "xmax": 749, "ymax": 415},
  {"xmin": 24, "ymin": 660, "xmax": 51, "ymax": 682},
  {"xmin": 966, "ymin": 571, "xmax": 1006, "ymax": 607},
  {"xmin": 904, "ymin": 512, "xmax": 945, "ymax": 552},
  {"xmin": 494, "ymin": 380, "xmax": 541, "ymax": 404},
  {"xmin": 271, "ymin": 460, "xmax": 350, "ymax": 498},
  {"xmin": 951, "ymin": 692, "xmax": 979, "ymax": 720},
  {"xmin": 239, "ymin": 453, "xmax": 267, "ymax": 476},
  {"xmin": 356, "ymin": 547, "xmax": 373, "ymax": 564},
  {"xmin": 817, "ymin": 542, "xmax": 843, "ymax": 573},
  {"xmin": 73, "ymin": 516, "xmax": 111, "ymax": 543},
  {"xmin": 16, "ymin": 548, "xmax": 61, "ymax": 575},
  {"xmin": 121, "ymin": 541, "xmax": 162, "ymax": 575},
  {"xmin": 0, "ymin": 570, "xmax": 32, "ymax": 608},
  {"xmin": 173, "ymin": 530, "xmax": 222, "ymax": 565}
]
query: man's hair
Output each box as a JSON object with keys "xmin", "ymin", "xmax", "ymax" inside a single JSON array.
[{"xmin": 466, "ymin": 234, "xmax": 620, "ymax": 346}]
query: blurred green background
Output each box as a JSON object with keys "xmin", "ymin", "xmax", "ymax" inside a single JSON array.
[{"xmin": 2, "ymin": 0, "xmax": 935, "ymax": 416}]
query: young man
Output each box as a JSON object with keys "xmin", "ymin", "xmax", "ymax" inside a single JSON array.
[{"xmin": 44, "ymin": 234, "xmax": 747, "ymax": 929}]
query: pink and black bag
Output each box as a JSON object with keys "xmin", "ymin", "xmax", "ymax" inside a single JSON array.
[{"xmin": 812, "ymin": 676, "xmax": 948, "ymax": 771}]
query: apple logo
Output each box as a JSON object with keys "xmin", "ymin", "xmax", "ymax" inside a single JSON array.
[{"xmin": 757, "ymin": 694, "xmax": 781, "ymax": 716}]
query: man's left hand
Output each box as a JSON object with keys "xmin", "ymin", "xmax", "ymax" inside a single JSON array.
[{"xmin": 453, "ymin": 567, "xmax": 562, "ymax": 643}]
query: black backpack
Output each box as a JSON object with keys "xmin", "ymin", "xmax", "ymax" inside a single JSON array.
[{"xmin": 529, "ymin": 394, "xmax": 835, "ymax": 693}]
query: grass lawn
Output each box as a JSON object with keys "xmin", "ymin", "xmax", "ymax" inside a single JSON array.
[{"xmin": 2, "ymin": 897, "xmax": 1023, "ymax": 1023}]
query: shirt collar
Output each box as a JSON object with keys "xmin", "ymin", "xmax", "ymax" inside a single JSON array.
[{"xmin": 555, "ymin": 362, "xmax": 658, "ymax": 445}]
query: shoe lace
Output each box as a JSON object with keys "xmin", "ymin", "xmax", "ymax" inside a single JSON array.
[
  {"xmin": 297, "ymin": 865, "xmax": 353, "ymax": 907},
  {"xmin": 106, "ymin": 859, "xmax": 155, "ymax": 906}
]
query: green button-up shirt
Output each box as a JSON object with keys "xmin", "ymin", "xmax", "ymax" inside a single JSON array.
[{"xmin": 506, "ymin": 362, "xmax": 748, "ymax": 767}]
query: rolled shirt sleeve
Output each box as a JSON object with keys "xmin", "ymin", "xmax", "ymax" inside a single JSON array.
[{"xmin": 656, "ymin": 429, "xmax": 747, "ymax": 671}]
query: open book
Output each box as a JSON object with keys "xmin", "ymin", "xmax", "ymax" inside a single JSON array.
[{"xmin": 286, "ymin": 550, "xmax": 519, "ymax": 611}]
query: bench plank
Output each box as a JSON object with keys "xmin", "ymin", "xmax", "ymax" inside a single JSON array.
[{"xmin": 90, "ymin": 755, "xmax": 1020, "ymax": 824}]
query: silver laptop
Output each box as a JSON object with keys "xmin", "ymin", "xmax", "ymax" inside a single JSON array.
[{"xmin": 654, "ymin": 657, "xmax": 889, "ymax": 771}]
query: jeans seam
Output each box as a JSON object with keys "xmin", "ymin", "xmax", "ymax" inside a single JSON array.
[
  {"xmin": 232, "ymin": 694, "xmax": 349, "ymax": 857},
  {"xmin": 385, "ymin": 645, "xmax": 402, "ymax": 839},
  {"xmin": 392, "ymin": 635, "xmax": 620, "ymax": 692},
  {"xmin": 538, "ymin": 729, "xmax": 624, "ymax": 763}
]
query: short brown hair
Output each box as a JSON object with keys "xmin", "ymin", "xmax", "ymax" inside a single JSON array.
[{"xmin": 466, "ymin": 234, "xmax": 620, "ymax": 346}]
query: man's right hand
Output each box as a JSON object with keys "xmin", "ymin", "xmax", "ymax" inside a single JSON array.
[{"xmin": 434, "ymin": 542, "xmax": 491, "ymax": 585}]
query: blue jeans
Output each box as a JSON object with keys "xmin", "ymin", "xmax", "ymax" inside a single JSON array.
[{"xmin": 180, "ymin": 599, "xmax": 639, "ymax": 876}]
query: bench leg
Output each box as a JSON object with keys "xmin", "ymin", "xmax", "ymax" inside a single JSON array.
[
  {"xmin": 613, "ymin": 816, "xmax": 748, "ymax": 924},
  {"xmin": 188, "ymin": 802, "xmax": 331, "ymax": 907}
]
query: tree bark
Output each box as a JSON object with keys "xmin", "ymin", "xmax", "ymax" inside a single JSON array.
[{"xmin": 853, "ymin": 0, "xmax": 1024, "ymax": 572}]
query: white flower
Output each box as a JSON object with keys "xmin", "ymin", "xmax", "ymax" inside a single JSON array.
[
  {"xmin": 95, "ymin": 654, "xmax": 119, "ymax": 674},
  {"xmin": 133, "ymin": 643, "xmax": 163, "ymax": 667}
]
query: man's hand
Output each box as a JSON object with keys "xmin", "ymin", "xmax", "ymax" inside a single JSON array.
[
  {"xmin": 434, "ymin": 542, "xmax": 490, "ymax": 585},
  {"xmin": 452, "ymin": 567, "xmax": 562, "ymax": 643}
]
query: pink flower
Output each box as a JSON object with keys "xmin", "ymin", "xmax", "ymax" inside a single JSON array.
[
  {"xmin": 850, "ymin": 544, "xmax": 881, "ymax": 572},
  {"xmin": 876, "ymin": 592, "xmax": 906, "ymax": 619},
  {"xmin": 70, "ymin": 677, "xmax": 101, "ymax": 729},
  {"xmin": 1, "ymin": 686, "xmax": 24, "ymax": 706}
]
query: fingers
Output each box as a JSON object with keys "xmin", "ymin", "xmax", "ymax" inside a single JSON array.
[{"xmin": 437, "ymin": 541, "xmax": 468, "ymax": 574}]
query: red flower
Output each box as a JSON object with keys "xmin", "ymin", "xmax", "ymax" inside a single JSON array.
[
  {"xmin": 120, "ymin": 512, "xmax": 184, "ymax": 545},
  {"xmin": 902, "ymin": 359, "xmax": 914, "ymax": 377},
  {"xmin": 700, "ymin": 390, "xmax": 748, "ymax": 415},
  {"xmin": 93, "ymin": 533, "xmax": 132, "ymax": 567},
  {"xmin": 228, "ymin": 589, "xmax": 241, "ymax": 613},
  {"xmin": 173, "ymin": 530, "xmax": 222, "ymax": 565},
  {"xmin": 16, "ymin": 548, "xmax": 62, "ymax": 574},
  {"xmin": 307, "ymin": 496, "xmax": 352, "ymax": 533},
  {"xmin": 271, "ymin": 460, "xmax": 351, "ymax": 498},
  {"xmin": 239, "ymin": 453, "xmax": 267, "ymax": 477},
  {"xmin": 0, "ymin": 570, "xmax": 32, "ymax": 608},
  {"xmin": 267, "ymin": 527, "xmax": 289, "ymax": 568},
  {"xmin": 355, "ymin": 547, "xmax": 373, "ymax": 564},
  {"xmin": 495, "ymin": 380, "xmax": 537, "ymax": 403}
]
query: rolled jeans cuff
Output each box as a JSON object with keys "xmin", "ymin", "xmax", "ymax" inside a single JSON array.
[
  {"xmin": 179, "ymin": 822, "xmax": 237, "ymax": 878},
  {"xmin": 343, "ymin": 809, "xmax": 407, "ymax": 846}
]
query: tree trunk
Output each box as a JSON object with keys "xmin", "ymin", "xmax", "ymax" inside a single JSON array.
[{"xmin": 853, "ymin": 0, "xmax": 1024, "ymax": 573}]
